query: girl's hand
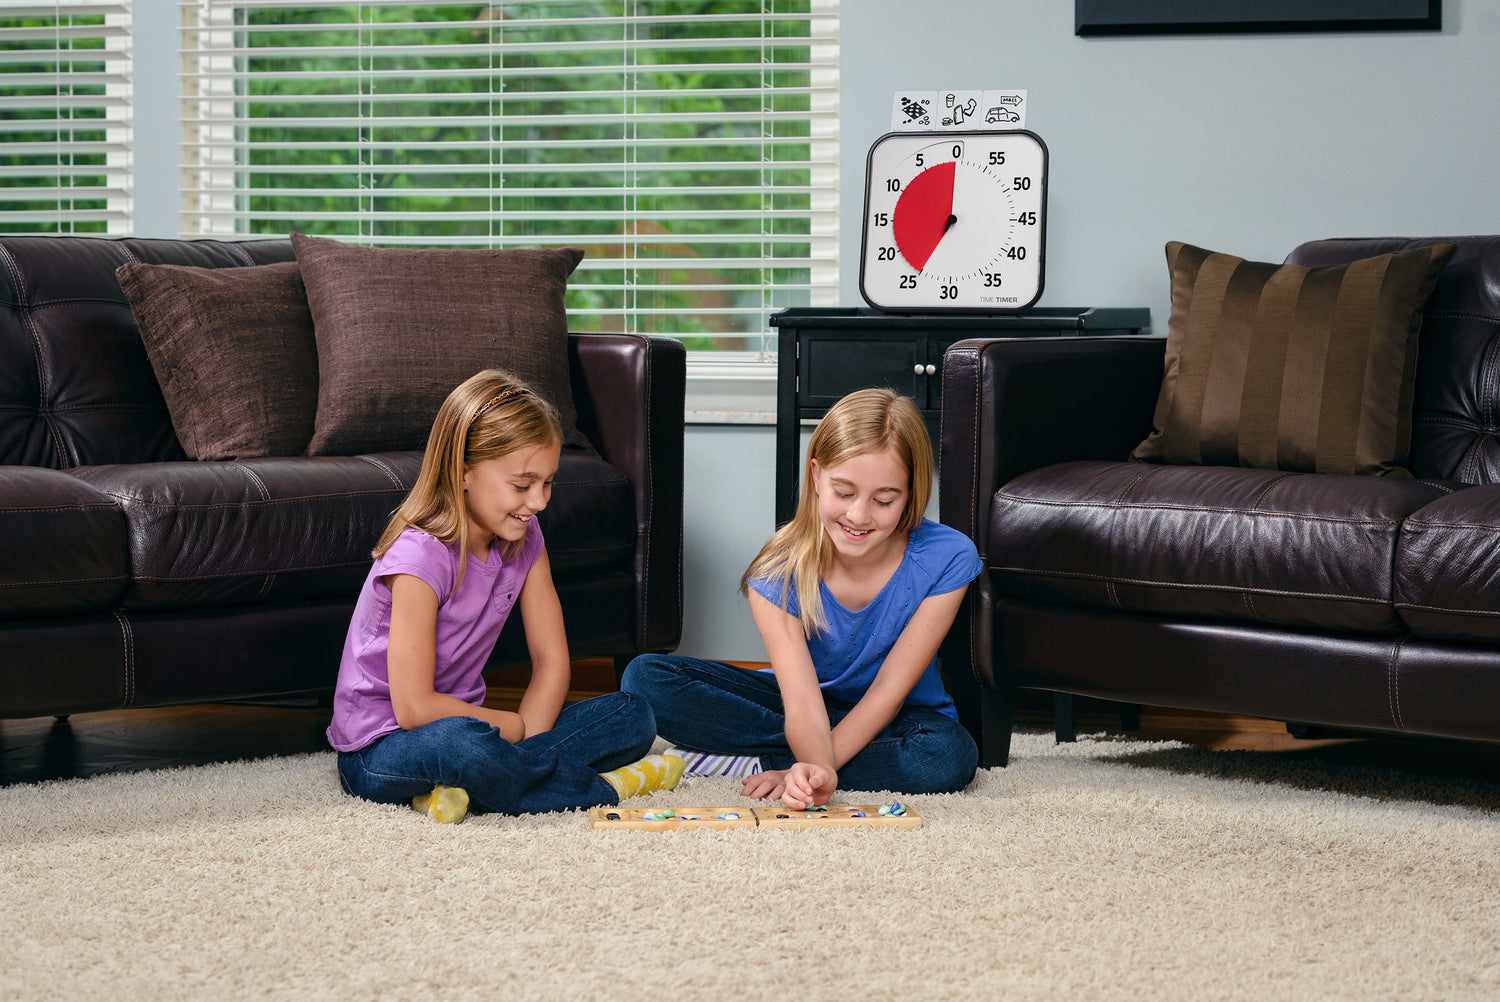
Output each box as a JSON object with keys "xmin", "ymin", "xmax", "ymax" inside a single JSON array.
[
  {"xmin": 741, "ymin": 768, "xmax": 788, "ymax": 802},
  {"xmin": 781, "ymin": 762, "xmax": 836, "ymax": 810}
]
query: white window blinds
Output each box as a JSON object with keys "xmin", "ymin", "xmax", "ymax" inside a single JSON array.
[
  {"xmin": 179, "ymin": 1, "xmax": 838, "ymax": 354},
  {"xmin": 0, "ymin": 1, "xmax": 133, "ymax": 235}
]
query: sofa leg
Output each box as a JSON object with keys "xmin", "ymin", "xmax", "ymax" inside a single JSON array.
[
  {"xmin": 1053, "ymin": 693, "xmax": 1077, "ymax": 743},
  {"xmin": 980, "ymin": 685, "xmax": 1017, "ymax": 768}
]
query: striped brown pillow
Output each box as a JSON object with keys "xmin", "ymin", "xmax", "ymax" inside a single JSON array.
[{"xmin": 1131, "ymin": 241, "xmax": 1455, "ymax": 477}]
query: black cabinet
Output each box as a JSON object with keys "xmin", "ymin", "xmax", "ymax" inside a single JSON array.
[{"xmin": 769, "ymin": 306, "xmax": 1151, "ymax": 525}]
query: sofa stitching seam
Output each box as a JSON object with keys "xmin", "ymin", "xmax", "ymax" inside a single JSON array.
[
  {"xmin": 0, "ymin": 504, "xmax": 121, "ymax": 514},
  {"xmin": 1394, "ymin": 600, "xmax": 1500, "ymax": 617},
  {"xmin": 224, "ymin": 458, "xmax": 280, "ymax": 607},
  {"xmin": 995, "ymin": 496, "xmax": 1407, "ymax": 526},
  {"xmin": 127, "ymin": 560, "xmax": 374, "ymax": 582},
  {"xmin": 1387, "ymin": 637, "xmax": 1405, "ymax": 731},
  {"xmin": 113, "ymin": 612, "xmax": 134, "ymax": 707},
  {"xmin": 86, "ymin": 490, "xmax": 408, "ymax": 510},
  {"xmin": 993, "ymin": 567, "xmax": 1390, "ymax": 603},
  {"xmin": 969, "ymin": 348, "xmax": 984, "ymax": 688},
  {"xmin": 1250, "ymin": 473, "xmax": 1295, "ymax": 510},
  {"xmin": 0, "ymin": 575, "xmax": 124, "ymax": 588},
  {"xmin": 641, "ymin": 336, "xmax": 654, "ymax": 648},
  {"xmin": 355, "ymin": 455, "xmax": 405, "ymax": 489}
]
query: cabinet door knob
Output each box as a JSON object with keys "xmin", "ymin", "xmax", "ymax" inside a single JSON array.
[
  {"xmin": 913, "ymin": 363, "xmax": 924, "ymax": 375},
  {"xmin": 925, "ymin": 363, "xmax": 937, "ymax": 376}
]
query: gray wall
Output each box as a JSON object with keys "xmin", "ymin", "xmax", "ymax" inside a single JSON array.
[{"xmin": 127, "ymin": 2, "xmax": 1500, "ymax": 662}]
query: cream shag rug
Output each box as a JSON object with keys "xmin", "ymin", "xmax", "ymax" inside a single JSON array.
[{"xmin": 3, "ymin": 731, "xmax": 1499, "ymax": 1001}]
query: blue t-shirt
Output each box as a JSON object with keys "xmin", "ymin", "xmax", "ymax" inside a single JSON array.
[{"xmin": 747, "ymin": 519, "xmax": 983, "ymax": 721}]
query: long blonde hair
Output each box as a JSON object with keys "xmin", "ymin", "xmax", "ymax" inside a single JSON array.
[
  {"xmin": 374, "ymin": 369, "xmax": 562, "ymax": 592},
  {"xmin": 741, "ymin": 387, "xmax": 931, "ymax": 636}
]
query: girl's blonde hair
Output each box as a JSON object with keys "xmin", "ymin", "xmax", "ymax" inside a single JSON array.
[
  {"xmin": 740, "ymin": 387, "xmax": 931, "ymax": 636},
  {"xmin": 373, "ymin": 369, "xmax": 562, "ymax": 591}
]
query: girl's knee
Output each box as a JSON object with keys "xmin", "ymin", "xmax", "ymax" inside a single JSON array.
[
  {"xmin": 618, "ymin": 653, "xmax": 678, "ymax": 699},
  {"xmin": 597, "ymin": 689, "xmax": 658, "ymax": 746},
  {"xmin": 907, "ymin": 718, "xmax": 979, "ymax": 793}
]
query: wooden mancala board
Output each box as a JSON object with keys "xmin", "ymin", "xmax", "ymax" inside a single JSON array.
[{"xmin": 589, "ymin": 803, "xmax": 922, "ymax": 831}]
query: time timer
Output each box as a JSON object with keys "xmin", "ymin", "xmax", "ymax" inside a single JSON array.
[{"xmin": 858, "ymin": 129, "xmax": 1047, "ymax": 313}]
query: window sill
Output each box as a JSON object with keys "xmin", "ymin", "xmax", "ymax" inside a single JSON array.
[{"xmin": 685, "ymin": 356, "xmax": 776, "ymax": 426}]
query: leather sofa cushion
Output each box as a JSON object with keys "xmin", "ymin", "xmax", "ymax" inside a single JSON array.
[
  {"xmin": 989, "ymin": 459, "xmax": 1454, "ymax": 634},
  {"xmin": 67, "ymin": 449, "xmax": 633, "ymax": 611},
  {"xmin": 1395, "ymin": 485, "xmax": 1500, "ymax": 640},
  {"xmin": 0, "ymin": 468, "xmax": 127, "ymax": 617},
  {"xmin": 1133, "ymin": 241, "xmax": 1454, "ymax": 477},
  {"xmin": 291, "ymin": 234, "xmax": 591, "ymax": 456},
  {"xmin": 115, "ymin": 260, "xmax": 319, "ymax": 460}
]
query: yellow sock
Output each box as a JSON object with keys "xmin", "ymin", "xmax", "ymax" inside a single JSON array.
[
  {"xmin": 412, "ymin": 784, "xmax": 469, "ymax": 824},
  {"xmin": 602, "ymin": 754, "xmax": 686, "ymax": 800}
]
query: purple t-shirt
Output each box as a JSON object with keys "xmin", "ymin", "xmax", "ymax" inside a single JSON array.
[{"xmin": 326, "ymin": 523, "xmax": 544, "ymax": 752}]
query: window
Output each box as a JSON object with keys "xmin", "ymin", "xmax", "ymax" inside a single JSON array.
[
  {"xmin": 0, "ymin": 0, "xmax": 133, "ymax": 235},
  {"xmin": 180, "ymin": 1, "xmax": 838, "ymax": 360}
]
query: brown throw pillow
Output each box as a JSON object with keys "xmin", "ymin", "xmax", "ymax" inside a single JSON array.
[
  {"xmin": 291, "ymin": 233, "xmax": 588, "ymax": 456},
  {"xmin": 115, "ymin": 260, "xmax": 319, "ymax": 460},
  {"xmin": 1131, "ymin": 240, "xmax": 1456, "ymax": 477}
]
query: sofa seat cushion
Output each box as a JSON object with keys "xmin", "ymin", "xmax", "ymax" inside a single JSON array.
[
  {"xmin": 989, "ymin": 459, "xmax": 1454, "ymax": 634},
  {"xmin": 69, "ymin": 455, "xmax": 423, "ymax": 610},
  {"xmin": 0, "ymin": 468, "xmax": 127, "ymax": 617},
  {"xmin": 1395, "ymin": 486, "xmax": 1500, "ymax": 640},
  {"xmin": 67, "ymin": 449, "xmax": 633, "ymax": 611}
]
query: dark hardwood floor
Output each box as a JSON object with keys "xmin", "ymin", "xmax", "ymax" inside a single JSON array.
[{"xmin": 4, "ymin": 661, "xmax": 1498, "ymax": 788}]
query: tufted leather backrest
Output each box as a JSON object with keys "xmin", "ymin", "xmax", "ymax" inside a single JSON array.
[
  {"xmin": 0, "ymin": 236, "xmax": 294, "ymax": 469},
  {"xmin": 1285, "ymin": 235, "xmax": 1500, "ymax": 485}
]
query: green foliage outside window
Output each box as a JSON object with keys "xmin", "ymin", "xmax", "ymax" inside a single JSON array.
[
  {"xmin": 0, "ymin": 12, "xmax": 112, "ymax": 233},
  {"xmin": 226, "ymin": 2, "xmax": 819, "ymax": 350}
]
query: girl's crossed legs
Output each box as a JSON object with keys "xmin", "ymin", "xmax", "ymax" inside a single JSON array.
[
  {"xmin": 337, "ymin": 690, "xmax": 656, "ymax": 816},
  {"xmin": 620, "ymin": 654, "xmax": 978, "ymax": 795}
]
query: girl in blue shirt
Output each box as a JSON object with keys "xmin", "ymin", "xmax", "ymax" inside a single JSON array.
[{"xmin": 622, "ymin": 388, "xmax": 982, "ymax": 809}]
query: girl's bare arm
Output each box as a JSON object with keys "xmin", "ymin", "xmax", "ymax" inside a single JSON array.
[
  {"xmin": 827, "ymin": 585, "xmax": 969, "ymax": 764},
  {"xmin": 747, "ymin": 590, "xmax": 838, "ymax": 807},
  {"xmin": 514, "ymin": 550, "xmax": 570, "ymax": 738},
  {"xmin": 386, "ymin": 573, "xmax": 525, "ymax": 740}
]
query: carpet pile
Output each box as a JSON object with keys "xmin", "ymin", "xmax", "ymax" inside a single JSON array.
[{"xmin": 3, "ymin": 730, "xmax": 1497, "ymax": 1000}]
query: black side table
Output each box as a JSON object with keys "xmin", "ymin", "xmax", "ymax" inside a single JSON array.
[{"xmin": 768, "ymin": 306, "xmax": 1151, "ymax": 526}]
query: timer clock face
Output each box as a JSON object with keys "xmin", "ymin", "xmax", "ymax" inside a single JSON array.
[{"xmin": 859, "ymin": 130, "xmax": 1047, "ymax": 313}]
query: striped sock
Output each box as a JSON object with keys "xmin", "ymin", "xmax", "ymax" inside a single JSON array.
[
  {"xmin": 663, "ymin": 747, "xmax": 763, "ymax": 779},
  {"xmin": 602, "ymin": 754, "xmax": 686, "ymax": 800}
]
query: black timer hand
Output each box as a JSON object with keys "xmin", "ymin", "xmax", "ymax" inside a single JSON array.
[{"xmin": 943, "ymin": 214, "xmax": 958, "ymax": 233}]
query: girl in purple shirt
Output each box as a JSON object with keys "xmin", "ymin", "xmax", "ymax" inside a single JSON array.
[{"xmin": 328, "ymin": 370, "xmax": 683, "ymax": 822}]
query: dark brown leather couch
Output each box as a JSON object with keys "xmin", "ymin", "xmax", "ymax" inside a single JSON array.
[
  {"xmin": 0, "ymin": 235, "xmax": 684, "ymax": 720},
  {"xmin": 939, "ymin": 235, "xmax": 1500, "ymax": 766}
]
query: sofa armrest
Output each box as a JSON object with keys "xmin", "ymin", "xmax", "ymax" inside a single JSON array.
[
  {"xmin": 939, "ymin": 335, "xmax": 1166, "ymax": 552},
  {"xmin": 569, "ymin": 333, "xmax": 686, "ymax": 655},
  {"xmin": 937, "ymin": 335, "xmax": 1165, "ymax": 695}
]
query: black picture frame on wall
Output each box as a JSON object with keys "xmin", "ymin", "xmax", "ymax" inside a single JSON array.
[{"xmin": 1076, "ymin": 0, "xmax": 1441, "ymax": 36}]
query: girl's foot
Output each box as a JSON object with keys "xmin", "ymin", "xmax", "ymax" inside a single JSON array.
[
  {"xmin": 412, "ymin": 784, "xmax": 470, "ymax": 824},
  {"xmin": 602, "ymin": 754, "xmax": 686, "ymax": 800}
]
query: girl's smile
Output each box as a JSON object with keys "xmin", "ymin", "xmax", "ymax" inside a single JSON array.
[
  {"xmin": 811, "ymin": 448, "xmax": 909, "ymax": 562},
  {"xmin": 462, "ymin": 442, "xmax": 562, "ymax": 557}
]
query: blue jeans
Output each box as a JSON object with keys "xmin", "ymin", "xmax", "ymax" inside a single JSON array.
[
  {"xmin": 619, "ymin": 654, "xmax": 978, "ymax": 795},
  {"xmin": 336, "ymin": 691, "xmax": 656, "ymax": 816}
]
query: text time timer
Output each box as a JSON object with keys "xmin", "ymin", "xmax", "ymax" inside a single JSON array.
[{"xmin": 858, "ymin": 130, "xmax": 1047, "ymax": 313}]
